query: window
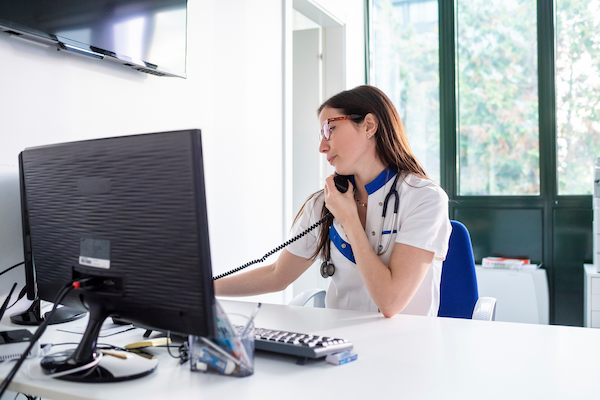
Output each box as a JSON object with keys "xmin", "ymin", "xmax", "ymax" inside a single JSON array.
[
  {"xmin": 370, "ymin": 0, "xmax": 440, "ymax": 184},
  {"xmin": 555, "ymin": 0, "xmax": 600, "ymax": 195},
  {"xmin": 457, "ymin": 0, "xmax": 539, "ymax": 195}
]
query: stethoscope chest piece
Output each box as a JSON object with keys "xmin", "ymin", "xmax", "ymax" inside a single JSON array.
[{"xmin": 320, "ymin": 260, "xmax": 335, "ymax": 278}]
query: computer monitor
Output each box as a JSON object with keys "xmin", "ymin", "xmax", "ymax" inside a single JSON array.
[
  {"xmin": 20, "ymin": 129, "xmax": 216, "ymax": 382},
  {"xmin": 10, "ymin": 156, "xmax": 86, "ymax": 326}
]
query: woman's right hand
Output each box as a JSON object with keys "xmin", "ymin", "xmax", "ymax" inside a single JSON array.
[{"xmin": 323, "ymin": 174, "xmax": 358, "ymax": 227}]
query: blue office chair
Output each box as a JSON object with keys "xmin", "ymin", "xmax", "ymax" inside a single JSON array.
[{"xmin": 437, "ymin": 220, "xmax": 479, "ymax": 319}]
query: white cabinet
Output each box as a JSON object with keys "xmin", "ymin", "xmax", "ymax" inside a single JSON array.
[
  {"xmin": 584, "ymin": 264, "xmax": 600, "ymax": 328},
  {"xmin": 475, "ymin": 266, "xmax": 548, "ymax": 324}
]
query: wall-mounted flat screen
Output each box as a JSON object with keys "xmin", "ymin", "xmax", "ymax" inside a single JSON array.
[{"xmin": 0, "ymin": 0, "xmax": 187, "ymax": 78}]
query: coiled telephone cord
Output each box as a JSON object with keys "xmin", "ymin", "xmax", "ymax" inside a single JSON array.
[{"xmin": 212, "ymin": 214, "xmax": 330, "ymax": 281}]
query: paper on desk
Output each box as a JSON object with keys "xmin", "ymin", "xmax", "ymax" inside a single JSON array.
[{"xmin": 57, "ymin": 319, "xmax": 134, "ymax": 337}]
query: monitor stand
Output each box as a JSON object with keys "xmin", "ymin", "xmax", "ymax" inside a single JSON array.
[
  {"xmin": 40, "ymin": 302, "xmax": 157, "ymax": 383},
  {"xmin": 10, "ymin": 297, "xmax": 86, "ymax": 325}
]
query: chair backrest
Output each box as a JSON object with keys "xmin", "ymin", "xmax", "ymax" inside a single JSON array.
[{"xmin": 437, "ymin": 220, "xmax": 479, "ymax": 319}]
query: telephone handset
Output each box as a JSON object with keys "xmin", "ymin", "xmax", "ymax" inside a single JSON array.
[
  {"xmin": 212, "ymin": 173, "xmax": 352, "ymax": 281},
  {"xmin": 333, "ymin": 173, "xmax": 352, "ymax": 193}
]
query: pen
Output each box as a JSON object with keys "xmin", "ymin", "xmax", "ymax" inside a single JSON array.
[
  {"xmin": 0, "ymin": 283, "xmax": 18, "ymax": 321},
  {"xmin": 240, "ymin": 302, "xmax": 261, "ymax": 338},
  {"xmin": 199, "ymin": 336, "xmax": 241, "ymax": 365}
]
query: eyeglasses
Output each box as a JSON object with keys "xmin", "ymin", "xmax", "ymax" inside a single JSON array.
[{"xmin": 320, "ymin": 115, "xmax": 362, "ymax": 141}]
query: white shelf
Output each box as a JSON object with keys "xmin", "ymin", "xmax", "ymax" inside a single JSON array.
[
  {"xmin": 475, "ymin": 266, "xmax": 549, "ymax": 324},
  {"xmin": 584, "ymin": 264, "xmax": 600, "ymax": 328}
]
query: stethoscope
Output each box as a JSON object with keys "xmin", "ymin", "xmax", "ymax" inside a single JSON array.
[
  {"xmin": 377, "ymin": 172, "xmax": 401, "ymax": 255},
  {"xmin": 320, "ymin": 172, "xmax": 401, "ymax": 278}
]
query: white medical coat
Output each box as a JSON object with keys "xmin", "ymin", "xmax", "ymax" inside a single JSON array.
[{"xmin": 287, "ymin": 169, "xmax": 451, "ymax": 316}]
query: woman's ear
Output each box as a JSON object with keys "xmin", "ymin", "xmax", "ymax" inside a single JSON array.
[{"xmin": 364, "ymin": 113, "xmax": 378, "ymax": 138}]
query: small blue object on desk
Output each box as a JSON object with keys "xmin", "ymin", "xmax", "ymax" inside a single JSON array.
[{"xmin": 326, "ymin": 351, "xmax": 358, "ymax": 366}]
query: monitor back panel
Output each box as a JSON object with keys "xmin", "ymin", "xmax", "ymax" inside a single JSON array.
[{"xmin": 21, "ymin": 130, "xmax": 215, "ymax": 337}]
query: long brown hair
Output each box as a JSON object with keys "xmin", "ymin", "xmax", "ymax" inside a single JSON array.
[{"xmin": 295, "ymin": 85, "xmax": 428, "ymax": 261}]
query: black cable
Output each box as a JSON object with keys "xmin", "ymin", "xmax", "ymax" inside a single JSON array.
[
  {"xmin": 3, "ymin": 286, "xmax": 27, "ymax": 312},
  {"xmin": 0, "ymin": 282, "xmax": 76, "ymax": 398},
  {"xmin": 12, "ymin": 393, "xmax": 36, "ymax": 400},
  {"xmin": 165, "ymin": 331, "xmax": 179, "ymax": 359},
  {"xmin": 13, "ymin": 394, "xmax": 37, "ymax": 400},
  {"xmin": 178, "ymin": 341, "xmax": 189, "ymax": 364},
  {"xmin": 161, "ymin": 344, "xmax": 189, "ymax": 363},
  {"xmin": 162, "ymin": 332, "xmax": 189, "ymax": 363},
  {"xmin": 0, "ymin": 262, "xmax": 24, "ymax": 278},
  {"xmin": 212, "ymin": 213, "xmax": 331, "ymax": 280}
]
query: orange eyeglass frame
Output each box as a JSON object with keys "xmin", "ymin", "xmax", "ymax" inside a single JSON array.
[{"xmin": 320, "ymin": 115, "xmax": 362, "ymax": 141}]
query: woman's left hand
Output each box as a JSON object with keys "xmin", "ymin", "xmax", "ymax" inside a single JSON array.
[{"xmin": 323, "ymin": 174, "xmax": 359, "ymax": 227}]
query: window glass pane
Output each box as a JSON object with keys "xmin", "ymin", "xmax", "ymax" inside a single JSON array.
[
  {"xmin": 457, "ymin": 0, "xmax": 539, "ymax": 195},
  {"xmin": 370, "ymin": 0, "xmax": 440, "ymax": 184},
  {"xmin": 556, "ymin": 0, "xmax": 600, "ymax": 195}
]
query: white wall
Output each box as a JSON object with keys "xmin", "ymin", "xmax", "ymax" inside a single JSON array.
[
  {"xmin": 0, "ymin": 0, "xmax": 285, "ymax": 303},
  {"xmin": 0, "ymin": 166, "xmax": 26, "ymax": 301},
  {"xmin": 0, "ymin": 0, "xmax": 365, "ymax": 306},
  {"xmin": 316, "ymin": 0, "xmax": 366, "ymax": 88}
]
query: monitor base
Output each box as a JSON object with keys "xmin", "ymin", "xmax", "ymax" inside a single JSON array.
[
  {"xmin": 41, "ymin": 349, "xmax": 158, "ymax": 383},
  {"xmin": 10, "ymin": 298, "xmax": 86, "ymax": 325}
]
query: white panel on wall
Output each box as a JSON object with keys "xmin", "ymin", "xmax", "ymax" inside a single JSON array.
[
  {"xmin": 0, "ymin": 165, "xmax": 26, "ymax": 299},
  {"xmin": 205, "ymin": 0, "xmax": 286, "ymax": 305}
]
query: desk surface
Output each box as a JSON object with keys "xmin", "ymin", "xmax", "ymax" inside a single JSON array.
[{"xmin": 2, "ymin": 300, "xmax": 600, "ymax": 400}]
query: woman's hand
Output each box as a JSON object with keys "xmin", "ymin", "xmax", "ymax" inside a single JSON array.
[{"xmin": 323, "ymin": 174, "xmax": 359, "ymax": 227}]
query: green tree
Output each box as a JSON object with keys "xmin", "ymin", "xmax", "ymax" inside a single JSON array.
[
  {"xmin": 457, "ymin": 0, "xmax": 539, "ymax": 195},
  {"xmin": 556, "ymin": 0, "xmax": 600, "ymax": 195},
  {"xmin": 371, "ymin": 0, "xmax": 440, "ymax": 184}
]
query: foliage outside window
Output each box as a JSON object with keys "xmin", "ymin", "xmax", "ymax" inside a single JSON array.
[
  {"xmin": 556, "ymin": 0, "xmax": 600, "ymax": 195},
  {"xmin": 457, "ymin": 0, "xmax": 539, "ymax": 195},
  {"xmin": 370, "ymin": 0, "xmax": 440, "ymax": 185},
  {"xmin": 370, "ymin": 0, "xmax": 599, "ymax": 197}
]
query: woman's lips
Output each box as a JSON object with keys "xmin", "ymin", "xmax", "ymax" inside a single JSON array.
[{"xmin": 327, "ymin": 156, "xmax": 336, "ymax": 164}]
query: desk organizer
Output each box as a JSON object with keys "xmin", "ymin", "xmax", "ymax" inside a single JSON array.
[{"xmin": 190, "ymin": 308, "xmax": 254, "ymax": 377}]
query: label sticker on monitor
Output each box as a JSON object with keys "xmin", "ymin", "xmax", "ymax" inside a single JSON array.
[{"xmin": 79, "ymin": 238, "xmax": 111, "ymax": 269}]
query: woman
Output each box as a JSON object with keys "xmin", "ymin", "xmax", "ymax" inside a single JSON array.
[{"xmin": 215, "ymin": 85, "xmax": 451, "ymax": 318}]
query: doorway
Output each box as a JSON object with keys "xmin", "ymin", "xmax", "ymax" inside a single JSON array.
[{"xmin": 284, "ymin": 0, "xmax": 346, "ymax": 301}]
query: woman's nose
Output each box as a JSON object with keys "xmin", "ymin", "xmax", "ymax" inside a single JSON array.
[{"xmin": 319, "ymin": 137, "xmax": 329, "ymax": 153}]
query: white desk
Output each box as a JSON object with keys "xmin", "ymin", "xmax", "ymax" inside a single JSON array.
[{"xmin": 2, "ymin": 300, "xmax": 600, "ymax": 400}]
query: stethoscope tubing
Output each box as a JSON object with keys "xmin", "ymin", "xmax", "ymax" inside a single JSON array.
[{"xmin": 377, "ymin": 172, "xmax": 401, "ymax": 255}]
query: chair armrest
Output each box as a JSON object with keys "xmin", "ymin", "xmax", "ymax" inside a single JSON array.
[
  {"xmin": 472, "ymin": 297, "xmax": 497, "ymax": 321},
  {"xmin": 288, "ymin": 289, "xmax": 326, "ymax": 308}
]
